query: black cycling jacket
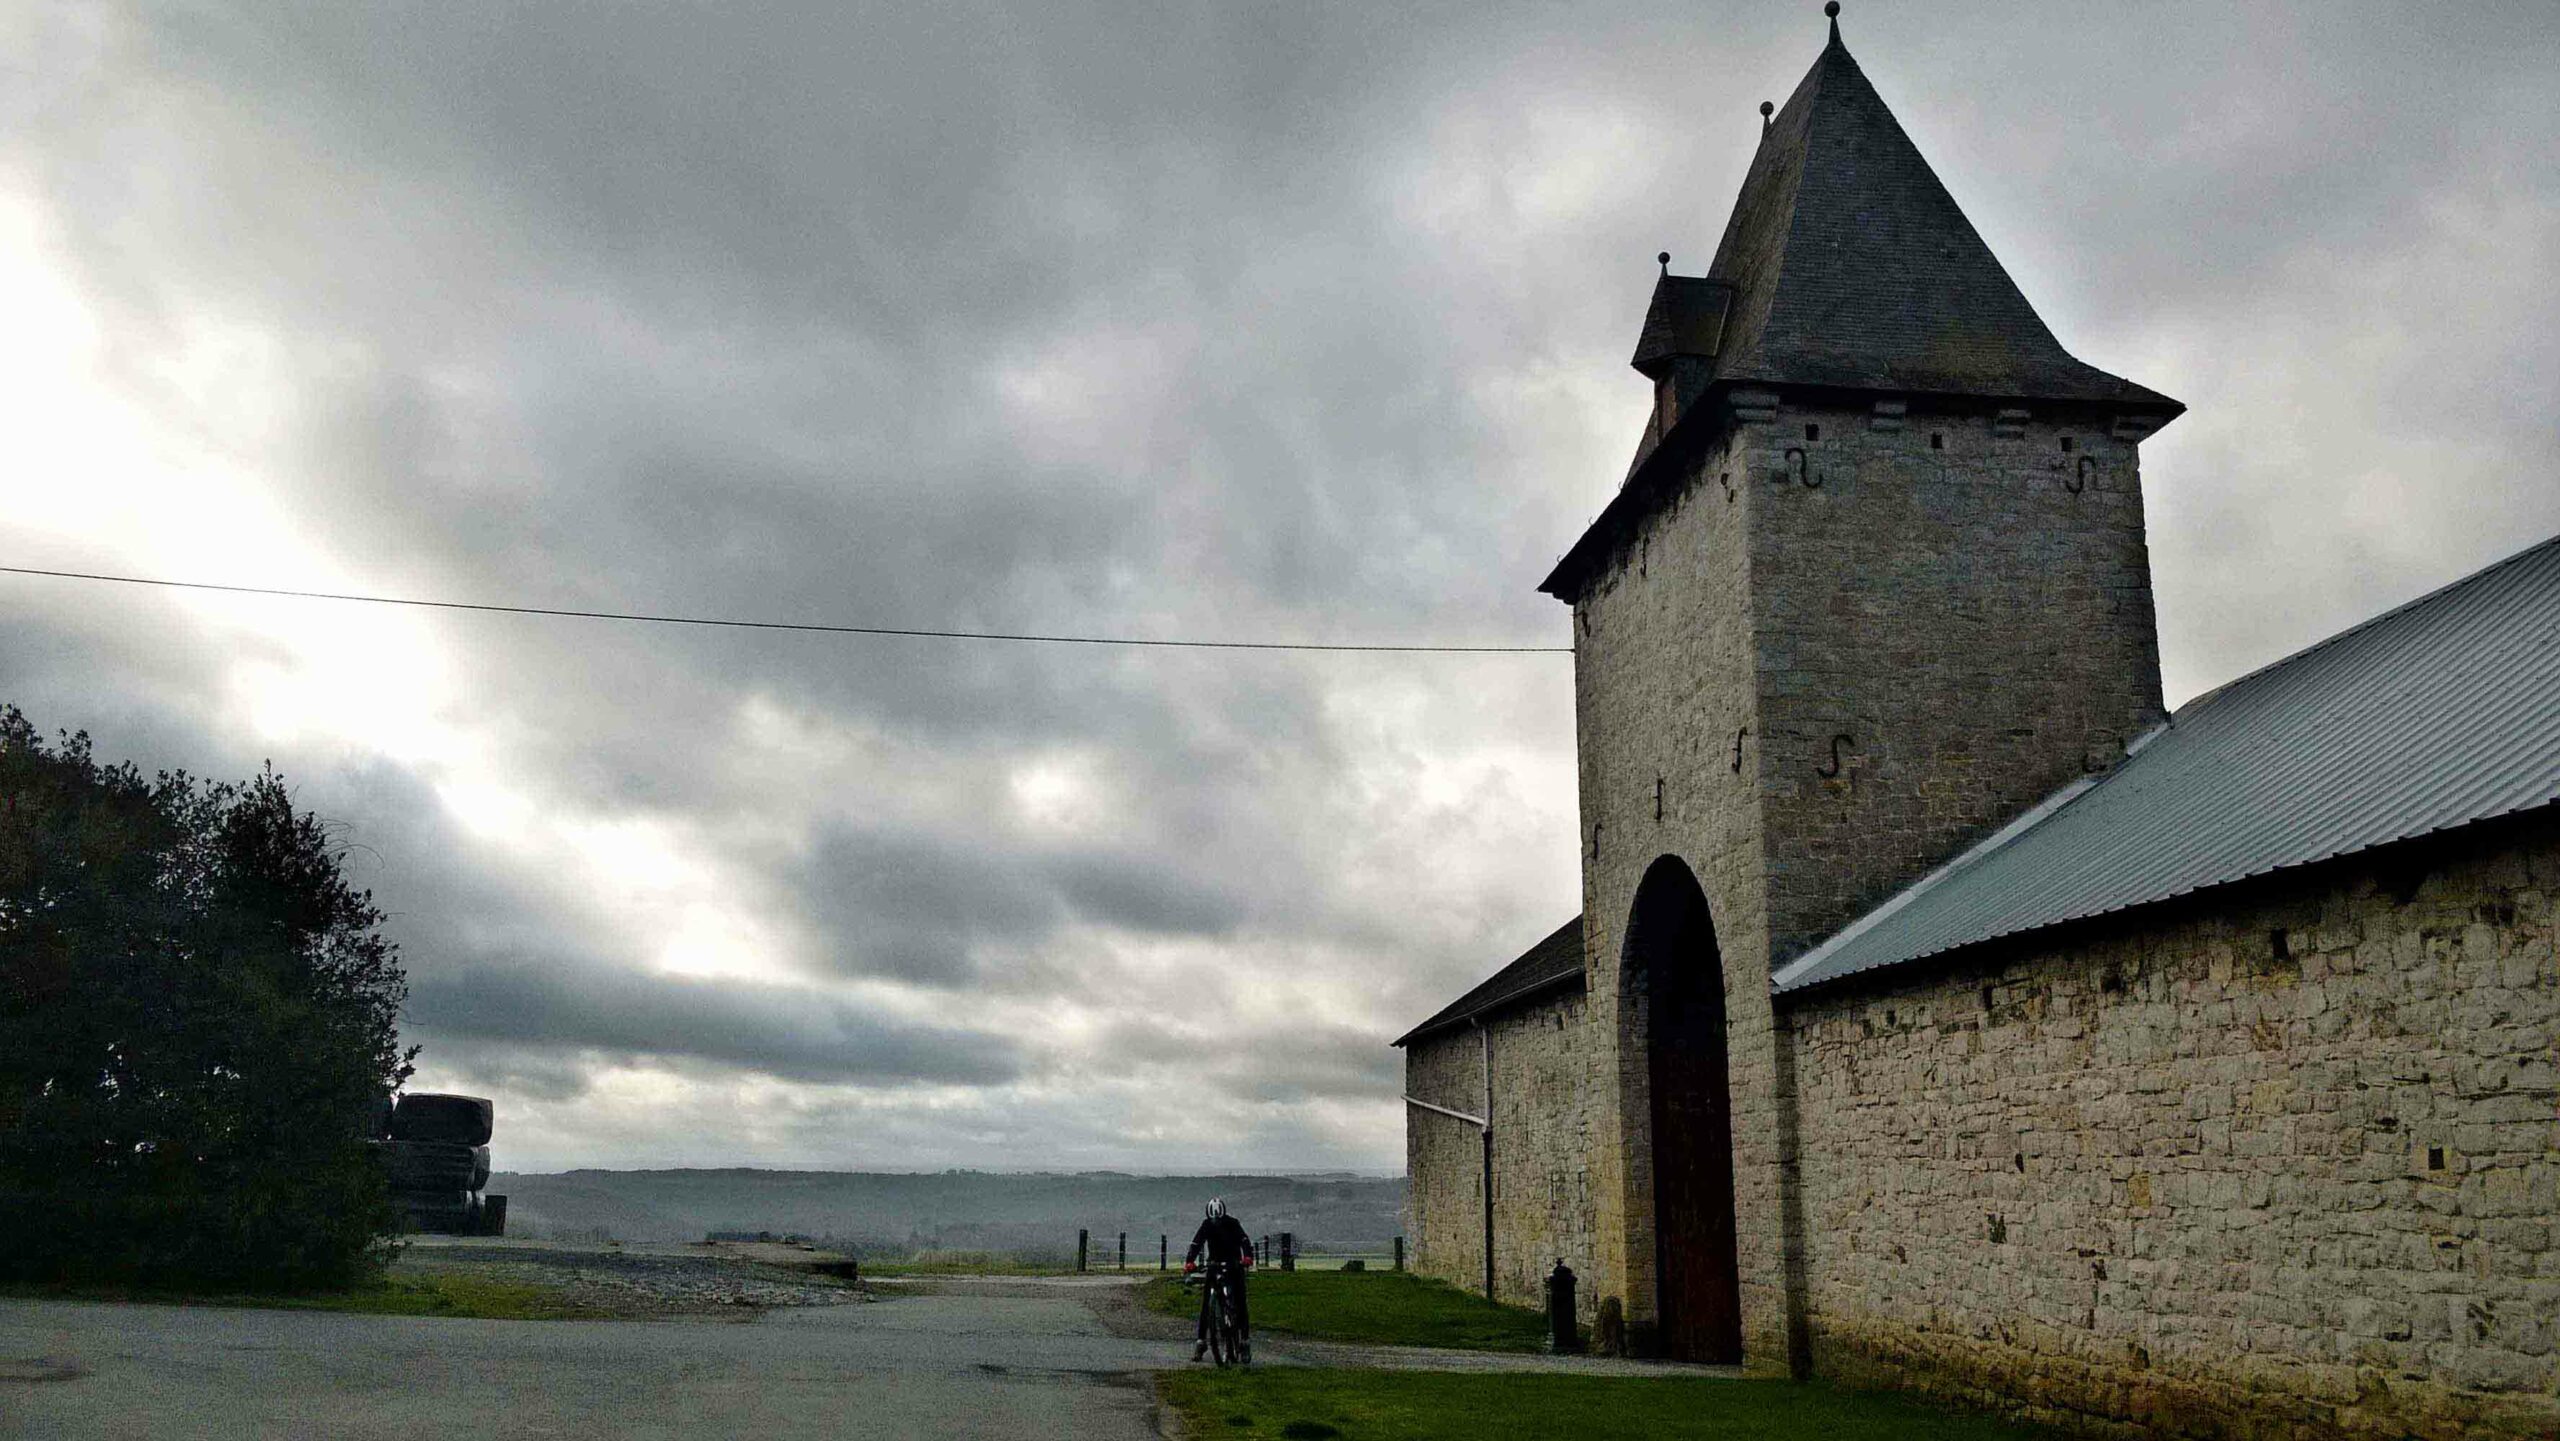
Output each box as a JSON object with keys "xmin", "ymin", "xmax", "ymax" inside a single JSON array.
[{"xmin": 1185, "ymin": 1214, "xmax": 1253, "ymax": 1267}]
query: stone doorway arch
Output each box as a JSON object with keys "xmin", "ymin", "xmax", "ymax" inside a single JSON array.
[{"xmin": 1622, "ymin": 855, "xmax": 1743, "ymax": 1363}]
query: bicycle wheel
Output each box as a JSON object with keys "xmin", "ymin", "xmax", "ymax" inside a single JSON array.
[
  {"xmin": 1223, "ymin": 1300, "xmax": 1249, "ymax": 1367},
  {"xmin": 1205, "ymin": 1286, "xmax": 1231, "ymax": 1366}
]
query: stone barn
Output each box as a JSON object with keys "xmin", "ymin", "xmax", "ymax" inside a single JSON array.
[{"xmin": 1396, "ymin": 11, "xmax": 2558, "ymax": 1439}]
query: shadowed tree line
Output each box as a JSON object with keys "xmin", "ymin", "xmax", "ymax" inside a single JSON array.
[{"xmin": 0, "ymin": 706, "xmax": 413, "ymax": 1287}]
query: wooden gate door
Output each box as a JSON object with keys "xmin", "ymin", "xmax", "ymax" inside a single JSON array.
[{"xmin": 1632, "ymin": 857, "xmax": 1743, "ymax": 1363}]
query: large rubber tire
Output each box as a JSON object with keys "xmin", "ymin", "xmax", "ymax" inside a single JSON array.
[
  {"xmin": 396, "ymin": 1191, "xmax": 475, "ymax": 1235},
  {"xmin": 469, "ymin": 1146, "xmax": 491, "ymax": 1192},
  {"xmin": 479, "ymin": 1194, "xmax": 508, "ymax": 1237},
  {"xmin": 382, "ymin": 1140, "xmax": 477, "ymax": 1192},
  {"xmin": 390, "ymin": 1094, "xmax": 493, "ymax": 1146}
]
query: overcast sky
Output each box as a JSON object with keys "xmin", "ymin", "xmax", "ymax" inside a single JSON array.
[{"xmin": 5, "ymin": 2, "xmax": 2554, "ymax": 1173}]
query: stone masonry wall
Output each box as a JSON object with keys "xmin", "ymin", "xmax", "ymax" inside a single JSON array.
[
  {"xmin": 1573, "ymin": 408, "xmax": 1783, "ymax": 1361},
  {"xmin": 1403, "ymin": 986, "xmax": 1604, "ymax": 1319},
  {"xmin": 1787, "ymin": 815, "xmax": 2560, "ymax": 1440},
  {"xmin": 1568, "ymin": 390, "xmax": 2166, "ymax": 1365},
  {"xmin": 1743, "ymin": 399, "xmax": 2165, "ymax": 967}
]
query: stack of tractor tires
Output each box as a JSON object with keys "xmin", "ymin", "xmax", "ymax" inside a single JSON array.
[{"xmin": 378, "ymin": 1093, "xmax": 506, "ymax": 1236}]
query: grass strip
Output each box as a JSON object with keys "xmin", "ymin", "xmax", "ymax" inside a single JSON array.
[
  {"xmin": 1142, "ymin": 1270, "xmax": 1550, "ymax": 1353},
  {"xmin": 1157, "ymin": 1369, "xmax": 2068, "ymax": 1441}
]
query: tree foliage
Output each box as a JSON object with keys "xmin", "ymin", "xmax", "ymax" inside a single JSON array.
[{"xmin": 0, "ymin": 707, "xmax": 415, "ymax": 1286}]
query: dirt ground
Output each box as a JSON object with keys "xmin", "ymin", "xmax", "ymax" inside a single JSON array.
[{"xmin": 393, "ymin": 1235, "xmax": 869, "ymax": 1318}]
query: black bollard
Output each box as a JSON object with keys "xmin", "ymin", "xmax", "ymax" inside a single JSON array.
[
  {"xmin": 1393, "ymin": 1236, "xmax": 1405, "ymax": 1272},
  {"xmin": 1077, "ymin": 1229, "xmax": 1088, "ymax": 1273},
  {"xmin": 1160, "ymin": 1235, "xmax": 1168, "ymax": 1271},
  {"xmin": 1546, "ymin": 1260, "xmax": 1582, "ymax": 1353},
  {"xmin": 1118, "ymin": 1232, "xmax": 1126, "ymax": 1271},
  {"xmin": 1280, "ymin": 1233, "xmax": 1295, "ymax": 1272}
]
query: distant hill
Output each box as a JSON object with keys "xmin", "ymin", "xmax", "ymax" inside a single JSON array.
[{"xmin": 488, "ymin": 1169, "xmax": 1408, "ymax": 1258}]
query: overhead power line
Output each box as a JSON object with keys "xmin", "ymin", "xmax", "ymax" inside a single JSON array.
[{"xmin": 1, "ymin": 565, "xmax": 1571, "ymax": 655}]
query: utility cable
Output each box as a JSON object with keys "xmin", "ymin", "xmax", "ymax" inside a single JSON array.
[{"xmin": 0, "ymin": 564, "xmax": 1570, "ymax": 655}]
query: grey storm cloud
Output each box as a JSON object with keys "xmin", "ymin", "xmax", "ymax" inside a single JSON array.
[
  {"xmin": 403, "ymin": 958, "xmax": 1024, "ymax": 1088},
  {"xmin": 797, "ymin": 824, "xmax": 1246, "ymax": 985},
  {"xmin": 4, "ymin": 2, "xmax": 2554, "ymax": 1169}
]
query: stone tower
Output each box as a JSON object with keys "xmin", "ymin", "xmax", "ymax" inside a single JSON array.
[{"xmin": 1538, "ymin": 8, "xmax": 2181, "ymax": 1365}]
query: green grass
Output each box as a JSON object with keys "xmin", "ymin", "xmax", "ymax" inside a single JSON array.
[
  {"xmin": 1143, "ymin": 1269, "xmax": 1550, "ymax": 1352},
  {"xmin": 1158, "ymin": 1370, "xmax": 2067, "ymax": 1441},
  {"xmin": 1, "ymin": 1271, "xmax": 604, "ymax": 1321}
]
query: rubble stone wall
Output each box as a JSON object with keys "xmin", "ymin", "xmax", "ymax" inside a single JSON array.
[
  {"xmin": 1786, "ymin": 816, "xmax": 2560, "ymax": 1440},
  {"xmin": 1403, "ymin": 985, "xmax": 1604, "ymax": 1317}
]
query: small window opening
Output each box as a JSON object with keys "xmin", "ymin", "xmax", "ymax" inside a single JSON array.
[
  {"xmin": 1981, "ymin": 986, "xmax": 1995, "ymax": 1011},
  {"xmin": 1804, "ymin": 423, "xmax": 1820, "ymax": 442},
  {"xmin": 2270, "ymin": 929, "xmax": 2292, "ymax": 962},
  {"xmin": 2013, "ymin": 1152, "xmax": 2026, "ymax": 1173},
  {"xmin": 1930, "ymin": 432, "xmax": 1945, "ymax": 450},
  {"xmin": 2427, "ymin": 1147, "xmax": 2446, "ymax": 1171},
  {"xmin": 1883, "ymin": 1008, "xmax": 1896, "ymax": 1027},
  {"xmin": 2060, "ymin": 436, "xmax": 2075, "ymax": 453}
]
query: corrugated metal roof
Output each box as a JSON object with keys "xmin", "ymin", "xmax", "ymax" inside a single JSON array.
[
  {"xmin": 1772, "ymin": 534, "xmax": 2560, "ymax": 995},
  {"xmin": 1393, "ymin": 917, "xmax": 1584, "ymax": 1047}
]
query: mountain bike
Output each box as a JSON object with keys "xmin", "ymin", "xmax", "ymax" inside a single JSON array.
[{"xmin": 1184, "ymin": 1260, "xmax": 1250, "ymax": 1366}]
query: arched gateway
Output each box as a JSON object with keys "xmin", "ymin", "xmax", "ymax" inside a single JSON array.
[{"xmin": 1621, "ymin": 856, "xmax": 1742, "ymax": 1363}]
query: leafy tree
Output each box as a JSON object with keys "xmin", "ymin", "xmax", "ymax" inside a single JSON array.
[{"xmin": 0, "ymin": 707, "xmax": 415, "ymax": 1287}]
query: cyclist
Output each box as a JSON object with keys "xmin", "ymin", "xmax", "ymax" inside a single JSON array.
[{"xmin": 1181, "ymin": 1197, "xmax": 1254, "ymax": 1361}]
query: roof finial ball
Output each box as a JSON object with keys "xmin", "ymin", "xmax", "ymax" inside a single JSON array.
[
  {"xmin": 1825, "ymin": 1, "xmax": 1841, "ymax": 40},
  {"xmin": 1658, "ymin": 251, "xmax": 1672, "ymax": 276},
  {"xmin": 1759, "ymin": 99, "xmax": 1774, "ymax": 136}
]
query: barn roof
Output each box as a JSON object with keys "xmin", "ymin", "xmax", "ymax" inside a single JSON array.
[
  {"xmin": 1773, "ymin": 533, "xmax": 2560, "ymax": 995},
  {"xmin": 1393, "ymin": 917, "xmax": 1584, "ymax": 1047}
]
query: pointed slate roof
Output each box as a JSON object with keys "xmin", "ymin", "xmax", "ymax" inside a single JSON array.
[
  {"xmin": 1541, "ymin": 14, "xmax": 2180, "ymax": 600},
  {"xmin": 1702, "ymin": 21, "xmax": 2177, "ymax": 406}
]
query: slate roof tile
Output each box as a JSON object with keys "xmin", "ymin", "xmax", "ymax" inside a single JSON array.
[{"xmin": 1393, "ymin": 917, "xmax": 1584, "ymax": 1047}]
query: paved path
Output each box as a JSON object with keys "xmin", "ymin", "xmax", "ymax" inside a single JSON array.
[
  {"xmin": 885, "ymin": 1275, "xmax": 1737, "ymax": 1377},
  {"xmin": 0, "ymin": 1289, "xmax": 1172, "ymax": 1440},
  {"xmin": 0, "ymin": 1276, "xmax": 1735, "ymax": 1439}
]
